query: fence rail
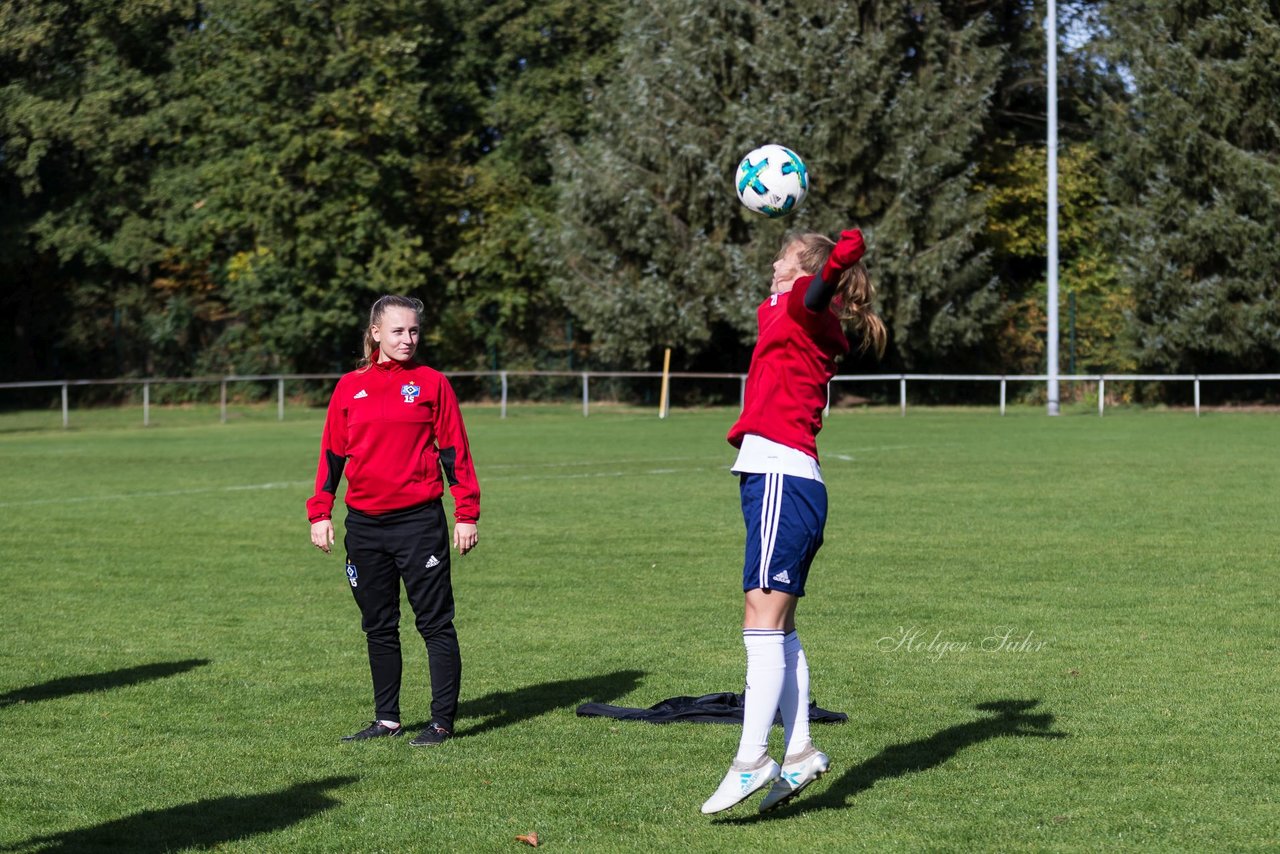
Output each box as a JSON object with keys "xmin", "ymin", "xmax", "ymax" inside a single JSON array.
[{"xmin": 2, "ymin": 371, "xmax": 1277, "ymax": 428}]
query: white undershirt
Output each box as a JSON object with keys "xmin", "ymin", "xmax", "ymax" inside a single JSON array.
[{"xmin": 731, "ymin": 433, "xmax": 824, "ymax": 483}]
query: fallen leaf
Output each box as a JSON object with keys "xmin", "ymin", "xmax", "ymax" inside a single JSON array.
[{"xmin": 516, "ymin": 832, "xmax": 539, "ymax": 847}]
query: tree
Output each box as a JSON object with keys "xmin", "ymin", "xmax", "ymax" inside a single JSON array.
[
  {"xmin": 0, "ymin": 0, "xmax": 199, "ymax": 380},
  {"xmin": 546, "ymin": 0, "xmax": 1012, "ymax": 371},
  {"xmin": 443, "ymin": 0, "xmax": 622, "ymax": 371},
  {"xmin": 1098, "ymin": 0, "xmax": 1280, "ymax": 374},
  {"xmin": 158, "ymin": 0, "xmax": 476, "ymax": 374},
  {"xmin": 979, "ymin": 141, "xmax": 1134, "ymax": 374}
]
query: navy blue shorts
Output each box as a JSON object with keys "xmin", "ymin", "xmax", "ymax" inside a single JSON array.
[{"xmin": 740, "ymin": 472, "xmax": 828, "ymax": 596}]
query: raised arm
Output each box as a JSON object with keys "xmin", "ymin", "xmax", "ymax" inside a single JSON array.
[{"xmin": 803, "ymin": 229, "xmax": 865, "ymax": 312}]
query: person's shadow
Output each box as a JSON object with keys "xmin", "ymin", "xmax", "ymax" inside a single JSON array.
[
  {"xmin": 720, "ymin": 699, "xmax": 1067, "ymax": 822},
  {"xmin": 410, "ymin": 669, "xmax": 646, "ymax": 738},
  {"xmin": 0, "ymin": 660, "xmax": 210, "ymax": 708},
  {"xmin": 2, "ymin": 776, "xmax": 357, "ymax": 853}
]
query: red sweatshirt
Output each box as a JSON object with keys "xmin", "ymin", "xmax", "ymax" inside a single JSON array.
[
  {"xmin": 306, "ymin": 358, "xmax": 480, "ymax": 524},
  {"xmin": 727, "ymin": 275, "xmax": 850, "ymax": 460}
]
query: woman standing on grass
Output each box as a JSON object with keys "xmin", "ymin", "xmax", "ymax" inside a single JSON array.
[
  {"xmin": 701, "ymin": 229, "xmax": 886, "ymax": 814},
  {"xmin": 307, "ymin": 294, "xmax": 480, "ymax": 747}
]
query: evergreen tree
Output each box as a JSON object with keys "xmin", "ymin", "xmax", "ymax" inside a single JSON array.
[
  {"xmin": 547, "ymin": 0, "xmax": 1009, "ymax": 370},
  {"xmin": 1099, "ymin": 0, "xmax": 1280, "ymax": 373}
]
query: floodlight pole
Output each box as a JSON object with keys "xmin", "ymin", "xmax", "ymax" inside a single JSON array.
[{"xmin": 1046, "ymin": 0, "xmax": 1061, "ymax": 415}]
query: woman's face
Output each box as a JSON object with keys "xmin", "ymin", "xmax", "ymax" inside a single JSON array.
[
  {"xmin": 371, "ymin": 306, "xmax": 420, "ymax": 363},
  {"xmin": 771, "ymin": 242, "xmax": 808, "ymax": 295}
]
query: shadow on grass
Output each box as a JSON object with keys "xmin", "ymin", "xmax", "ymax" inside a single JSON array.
[
  {"xmin": 2, "ymin": 776, "xmax": 357, "ymax": 853},
  {"xmin": 0, "ymin": 659, "xmax": 210, "ymax": 708},
  {"xmin": 426, "ymin": 669, "xmax": 646, "ymax": 738},
  {"xmin": 718, "ymin": 699, "xmax": 1067, "ymax": 823}
]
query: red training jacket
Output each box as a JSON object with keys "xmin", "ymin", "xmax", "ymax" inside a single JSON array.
[
  {"xmin": 306, "ymin": 358, "xmax": 480, "ymax": 524},
  {"xmin": 727, "ymin": 275, "xmax": 850, "ymax": 460}
]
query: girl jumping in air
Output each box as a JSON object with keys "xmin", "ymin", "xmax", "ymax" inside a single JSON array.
[{"xmin": 701, "ymin": 229, "xmax": 886, "ymax": 814}]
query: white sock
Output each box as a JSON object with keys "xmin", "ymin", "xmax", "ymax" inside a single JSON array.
[
  {"xmin": 735, "ymin": 628, "xmax": 786, "ymax": 765},
  {"xmin": 779, "ymin": 630, "xmax": 812, "ymax": 758}
]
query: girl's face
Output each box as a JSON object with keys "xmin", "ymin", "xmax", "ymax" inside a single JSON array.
[
  {"xmin": 371, "ymin": 306, "xmax": 420, "ymax": 363},
  {"xmin": 771, "ymin": 242, "xmax": 808, "ymax": 295}
]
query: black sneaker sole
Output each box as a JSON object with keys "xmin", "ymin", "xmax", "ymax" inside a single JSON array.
[{"xmin": 341, "ymin": 729, "xmax": 405, "ymax": 742}]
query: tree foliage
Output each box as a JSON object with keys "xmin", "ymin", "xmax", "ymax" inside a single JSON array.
[
  {"xmin": 546, "ymin": 0, "xmax": 1059, "ymax": 370},
  {"xmin": 443, "ymin": 0, "xmax": 621, "ymax": 370},
  {"xmin": 1098, "ymin": 0, "xmax": 1280, "ymax": 373},
  {"xmin": 2, "ymin": 0, "xmax": 1278, "ymax": 389},
  {"xmin": 158, "ymin": 0, "xmax": 475, "ymax": 373},
  {"xmin": 0, "ymin": 0, "xmax": 198, "ymax": 378},
  {"xmin": 981, "ymin": 142, "xmax": 1134, "ymax": 373}
]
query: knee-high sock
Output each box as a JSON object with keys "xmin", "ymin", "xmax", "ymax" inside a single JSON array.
[
  {"xmin": 779, "ymin": 630, "xmax": 812, "ymax": 757},
  {"xmin": 735, "ymin": 628, "xmax": 786, "ymax": 764}
]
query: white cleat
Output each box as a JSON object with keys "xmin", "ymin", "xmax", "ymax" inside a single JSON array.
[
  {"xmin": 700, "ymin": 757, "xmax": 781, "ymax": 814},
  {"xmin": 759, "ymin": 746, "xmax": 830, "ymax": 812}
]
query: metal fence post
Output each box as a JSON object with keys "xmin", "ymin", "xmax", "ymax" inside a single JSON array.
[
  {"xmin": 582, "ymin": 372, "xmax": 589, "ymax": 417},
  {"xmin": 1000, "ymin": 378, "xmax": 1007, "ymax": 416},
  {"xmin": 500, "ymin": 371, "xmax": 508, "ymax": 419},
  {"xmin": 61, "ymin": 382, "xmax": 69, "ymax": 428},
  {"xmin": 278, "ymin": 377, "xmax": 285, "ymax": 421},
  {"xmin": 1098, "ymin": 378, "xmax": 1105, "ymax": 416},
  {"xmin": 740, "ymin": 375, "xmax": 747, "ymax": 412},
  {"xmin": 1194, "ymin": 377, "xmax": 1200, "ymax": 417},
  {"xmin": 899, "ymin": 376, "xmax": 907, "ymax": 416},
  {"xmin": 824, "ymin": 382, "xmax": 831, "ymax": 418},
  {"xmin": 143, "ymin": 381, "xmax": 150, "ymax": 427},
  {"xmin": 220, "ymin": 379, "xmax": 228, "ymax": 423}
]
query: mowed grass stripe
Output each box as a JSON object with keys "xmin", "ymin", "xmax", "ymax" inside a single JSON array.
[{"xmin": 0, "ymin": 407, "xmax": 1275, "ymax": 851}]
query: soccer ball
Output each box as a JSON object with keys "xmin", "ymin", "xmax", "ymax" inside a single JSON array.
[{"xmin": 734, "ymin": 144, "xmax": 808, "ymax": 218}]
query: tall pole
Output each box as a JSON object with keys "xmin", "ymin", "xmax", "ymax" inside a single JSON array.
[{"xmin": 1046, "ymin": 0, "xmax": 1061, "ymax": 415}]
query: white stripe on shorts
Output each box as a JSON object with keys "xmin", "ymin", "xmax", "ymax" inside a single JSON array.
[{"xmin": 758, "ymin": 472, "xmax": 784, "ymax": 588}]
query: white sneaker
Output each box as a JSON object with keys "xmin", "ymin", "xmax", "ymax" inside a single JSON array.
[
  {"xmin": 700, "ymin": 757, "xmax": 781, "ymax": 814},
  {"xmin": 758, "ymin": 746, "xmax": 830, "ymax": 812}
]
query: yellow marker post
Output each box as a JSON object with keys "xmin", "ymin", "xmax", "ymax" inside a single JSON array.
[{"xmin": 658, "ymin": 347, "xmax": 672, "ymax": 419}]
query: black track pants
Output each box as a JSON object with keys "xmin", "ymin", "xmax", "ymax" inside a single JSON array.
[{"xmin": 343, "ymin": 502, "xmax": 460, "ymax": 728}]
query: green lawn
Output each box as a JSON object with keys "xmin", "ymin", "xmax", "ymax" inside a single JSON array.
[{"xmin": 0, "ymin": 405, "xmax": 1276, "ymax": 851}]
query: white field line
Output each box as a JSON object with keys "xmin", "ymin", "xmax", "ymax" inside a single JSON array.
[
  {"xmin": 483, "ymin": 455, "xmax": 706, "ymax": 470},
  {"xmin": 1, "ymin": 446, "xmax": 915, "ymax": 508},
  {"xmin": 0, "ymin": 481, "xmax": 314, "ymax": 508}
]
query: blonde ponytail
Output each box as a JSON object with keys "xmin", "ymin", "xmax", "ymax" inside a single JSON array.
[{"xmin": 834, "ymin": 263, "xmax": 887, "ymax": 359}]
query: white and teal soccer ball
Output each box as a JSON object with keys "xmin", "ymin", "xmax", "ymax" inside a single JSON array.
[{"xmin": 734, "ymin": 144, "xmax": 809, "ymax": 218}]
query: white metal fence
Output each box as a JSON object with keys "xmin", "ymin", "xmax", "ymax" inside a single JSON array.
[{"xmin": 1, "ymin": 371, "xmax": 1277, "ymax": 428}]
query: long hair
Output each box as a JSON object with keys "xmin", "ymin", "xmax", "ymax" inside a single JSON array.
[
  {"xmin": 783, "ymin": 233, "xmax": 888, "ymax": 359},
  {"xmin": 357, "ymin": 294, "xmax": 425, "ymax": 370}
]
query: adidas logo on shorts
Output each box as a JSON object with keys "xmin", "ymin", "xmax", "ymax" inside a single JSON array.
[
  {"xmin": 425, "ymin": 555, "xmax": 440, "ymax": 568},
  {"xmin": 771, "ymin": 570, "xmax": 791, "ymax": 584}
]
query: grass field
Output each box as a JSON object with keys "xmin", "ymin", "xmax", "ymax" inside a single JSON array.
[{"xmin": 0, "ymin": 405, "xmax": 1276, "ymax": 852}]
